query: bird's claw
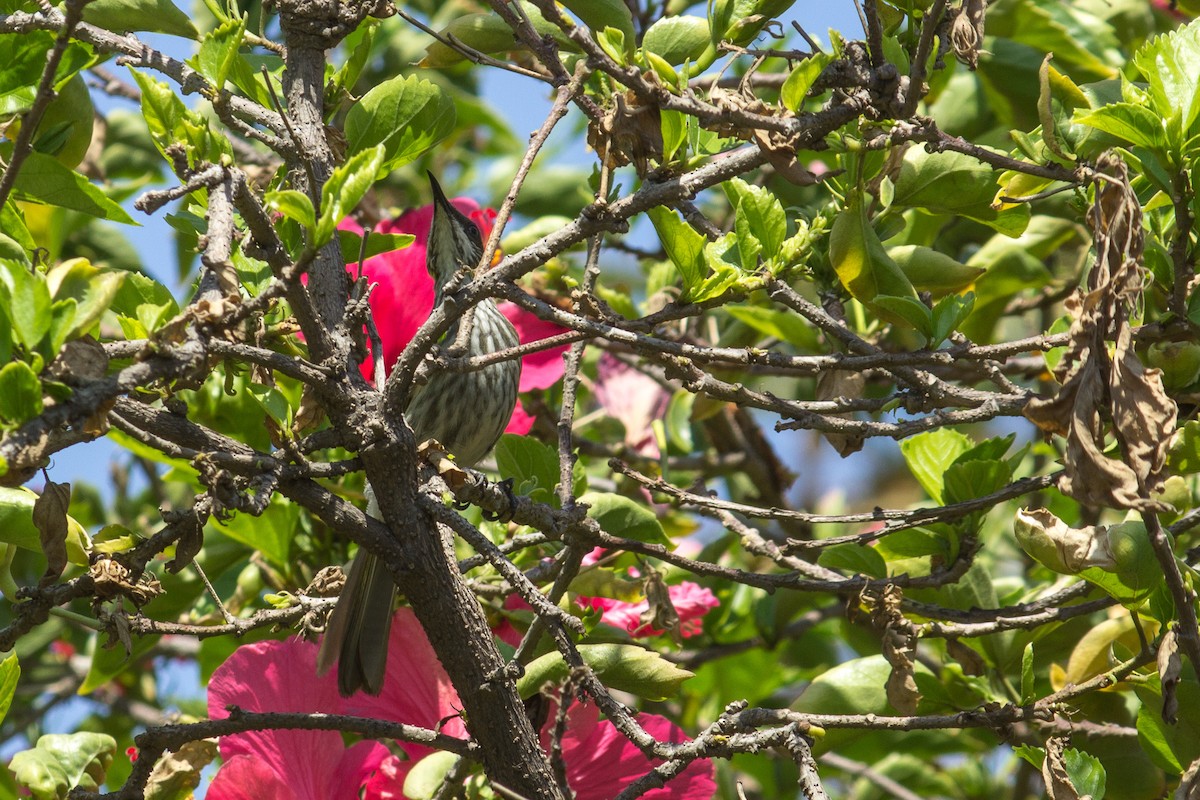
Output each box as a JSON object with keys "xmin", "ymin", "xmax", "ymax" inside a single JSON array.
[{"xmin": 480, "ymin": 477, "xmax": 517, "ymax": 522}]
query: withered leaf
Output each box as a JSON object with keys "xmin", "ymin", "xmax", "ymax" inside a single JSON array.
[
  {"xmin": 872, "ymin": 585, "xmax": 920, "ymax": 715},
  {"xmin": 951, "ymin": 0, "xmax": 986, "ymax": 70},
  {"xmin": 1042, "ymin": 737, "xmax": 1084, "ymax": 800},
  {"xmin": 83, "ymin": 396, "xmax": 116, "ymax": 437},
  {"xmin": 1176, "ymin": 753, "xmax": 1200, "ymax": 800},
  {"xmin": 166, "ymin": 509, "xmax": 204, "ymax": 573},
  {"xmin": 53, "ymin": 337, "xmax": 109, "ymax": 382},
  {"xmin": 946, "ymin": 637, "xmax": 986, "ymax": 677},
  {"xmin": 1158, "ymin": 627, "xmax": 1181, "ymax": 725},
  {"xmin": 1024, "ymin": 154, "xmax": 1173, "ymax": 511},
  {"xmin": 292, "ymin": 384, "xmax": 326, "ymax": 434},
  {"xmin": 33, "ymin": 479, "xmax": 72, "ymax": 587},
  {"xmin": 108, "ymin": 612, "xmax": 133, "ymax": 656},
  {"xmin": 144, "ymin": 738, "xmax": 220, "ymax": 800},
  {"xmin": 639, "ymin": 569, "xmax": 683, "ymax": 644},
  {"xmin": 815, "ymin": 369, "xmax": 866, "ymax": 457}
]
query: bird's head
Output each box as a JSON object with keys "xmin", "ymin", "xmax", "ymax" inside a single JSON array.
[{"xmin": 426, "ymin": 172, "xmax": 485, "ymax": 289}]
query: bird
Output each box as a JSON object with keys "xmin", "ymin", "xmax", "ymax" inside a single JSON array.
[{"xmin": 317, "ymin": 173, "xmax": 521, "ymax": 696}]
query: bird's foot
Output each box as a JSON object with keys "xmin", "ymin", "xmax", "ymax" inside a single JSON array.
[{"xmin": 480, "ymin": 477, "xmax": 517, "ymax": 522}]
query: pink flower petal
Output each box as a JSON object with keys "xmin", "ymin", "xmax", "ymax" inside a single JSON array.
[
  {"xmin": 362, "ymin": 754, "xmax": 412, "ymax": 800},
  {"xmin": 206, "ymin": 755, "xmax": 299, "ymax": 800},
  {"xmin": 560, "ymin": 704, "xmax": 716, "ymax": 800},
  {"xmin": 341, "ymin": 609, "xmax": 468, "ymax": 750},
  {"xmin": 207, "ymin": 638, "xmax": 389, "ymax": 800},
  {"xmin": 579, "ymin": 581, "xmax": 718, "ymax": 639},
  {"xmin": 504, "ymin": 401, "xmax": 536, "ymax": 435},
  {"xmin": 593, "ymin": 354, "xmax": 671, "ymax": 457}
]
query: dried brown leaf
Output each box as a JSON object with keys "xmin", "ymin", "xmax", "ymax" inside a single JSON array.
[
  {"xmin": 946, "ymin": 638, "xmax": 986, "ymax": 677},
  {"xmin": 815, "ymin": 369, "xmax": 866, "ymax": 457},
  {"xmin": 1042, "ymin": 737, "xmax": 1083, "ymax": 800},
  {"xmin": 871, "ymin": 585, "xmax": 920, "ymax": 715},
  {"xmin": 292, "ymin": 384, "xmax": 325, "ymax": 434},
  {"xmin": 52, "ymin": 337, "xmax": 109, "ymax": 382},
  {"xmin": 1159, "ymin": 627, "xmax": 1181, "ymax": 725},
  {"xmin": 1024, "ymin": 154, "xmax": 1170, "ymax": 511},
  {"xmin": 91, "ymin": 558, "xmax": 164, "ymax": 606},
  {"xmin": 950, "ymin": 0, "xmax": 986, "ymax": 70},
  {"xmin": 1176, "ymin": 753, "xmax": 1200, "ymax": 800},
  {"xmin": 33, "ymin": 479, "xmax": 72, "ymax": 587},
  {"xmin": 1111, "ymin": 327, "xmax": 1176, "ymax": 497},
  {"xmin": 82, "ymin": 396, "xmax": 116, "ymax": 437},
  {"xmin": 144, "ymin": 738, "xmax": 220, "ymax": 800},
  {"xmin": 639, "ymin": 569, "xmax": 683, "ymax": 644},
  {"xmin": 166, "ymin": 509, "xmax": 204, "ymax": 573}
]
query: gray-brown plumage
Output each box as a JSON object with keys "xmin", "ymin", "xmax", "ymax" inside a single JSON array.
[{"xmin": 316, "ymin": 174, "xmax": 520, "ymax": 696}]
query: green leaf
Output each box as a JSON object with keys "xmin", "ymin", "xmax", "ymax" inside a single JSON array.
[
  {"xmin": 344, "ymin": 75, "xmax": 456, "ymax": 173},
  {"xmin": 641, "ymin": 15, "xmax": 710, "ymax": 65},
  {"xmin": 1136, "ymin": 678, "xmax": 1200, "ymax": 773},
  {"xmin": 0, "ymin": 259, "xmax": 51, "ymax": 350},
  {"xmin": 943, "ymin": 458, "xmax": 1011, "ymax": 505},
  {"xmin": 12, "ymin": 153, "xmax": 134, "ymax": 224},
  {"xmin": 338, "ymin": 230, "xmax": 416, "ymax": 264},
  {"xmin": 647, "ymin": 206, "xmax": 706, "ymax": 297},
  {"xmin": 195, "ymin": 17, "xmax": 246, "ymax": 91},
  {"xmin": 0, "ymin": 361, "xmax": 42, "ymax": 425},
  {"xmin": 211, "ymin": 498, "xmax": 297, "ymax": 569},
  {"xmin": 889, "ymin": 148, "xmax": 1029, "ymax": 236},
  {"xmin": 1075, "ymin": 103, "xmax": 1166, "ymax": 151},
  {"xmin": 1133, "ymin": 20, "xmax": 1200, "ymax": 137},
  {"xmin": 45, "ymin": 258, "xmax": 126, "ymax": 338},
  {"xmin": 929, "ymin": 292, "xmax": 975, "ymax": 346},
  {"xmin": 404, "ymin": 751, "xmax": 460, "ymax": 800},
  {"xmin": 0, "ymin": 487, "xmax": 89, "ymax": 564},
  {"xmin": 420, "ymin": 5, "xmax": 574, "ymax": 68},
  {"xmin": 494, "ymin": 433, "xmax": 560, "ymax": 505},
  {"xmin": 664, "ymin": 389, "xmax": 695, "ymax": 453},
  {"xmin": 9, "ymin": 732, "xmax": 116, "ymax": 799},
  {"xmin": 110, "ymin": 271, "xmax": 178, "ymax": 321},
  {"xmin": 1063, "ymin": 747, "xmax": 1106, "ymax": 800},
  {"xmin": 596, "ymin": 26, "xmax": 628, "ymax": 65},
  {"xmin": 516, "ymin": 644, "xmax": 693, "ymax": 701},
  {"xmin": 781, "ymin": 51, "xmax": 832, "ymax": 111},
  {"xmin": 1168, "ymin": 419, "xmax": 1200, "ymax": 474},
  {"xmin": 82, "ymin": 0, "xmax": 197, "ymax": 37},
  {"xmin": 579, "ymin": 491, "xmax": 671, "ymax": 546},
  {"xmin": 816, "ymin": 542, "xmax": 888, "ymax": 578},
  {"xmin": 829, "ymin": 197, "xmax": 919, "ymax": 304},
  {"xmin": 724, "ymin": 305, "xmax": 817, "ymax": 350},
  {"xmin": 1012, "ymin": 744, "xmax": 1045, "ymax": 769},
  {"xmin": 1020, "ymin": 642, "xmax": 1035, "ymax": 703},
  {"xmin": 130, "ymin": 68, "xmax": 230, "ymax": 163},
  {"xmin": 899, "ymin": 429, "xmax": 972, "ymax": 503},
  {"xmin": 871, "ymin": 294, "xmax": 933, "ymax": 338},
  {"xmin": 315, "ymin": 145, "xmax": 386, "ymax": 247},
  {"xmin": 264, "ymin": 189, "xmax": 316, "ymax": 233},
  {"xmin": 0, "ymin": 653, "xmax": 18, "ymax": 725},
  {"xmin": 330, "ymin": 20, "xmax": 378, "ymax": 104},
  {"xmin": 561, "ymin": 0, "xmax": 636, "ymax": 50},
  {"xmin": 725, "ymin": 177, "xmax": 786, "ymax": 269},
  {"xmin": 660, "ymin": 109, "xmax": 686, "ymax": 162},
  {"xmin": 794, "ymin": 655, "xmax": 935, "ymax": 752}
]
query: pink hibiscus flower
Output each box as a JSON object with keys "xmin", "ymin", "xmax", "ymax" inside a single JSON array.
[
  {"xmin": 593, "ymin": 353, "xmax": 672, "ymax": 457},
  {"xmin": 579, "ymin": 581, "xmax": 719, "ymax": 639},
  {"xmin": 206, "ymin": 639, "xmax": 389, "ymax": 800},
  {"xmin": 205, "ymin": 610, "xmax": 715, "ymax": 799},
  {"xmin": 341, "ymin": 198, "xmax": 569, "ymax": 434}
]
